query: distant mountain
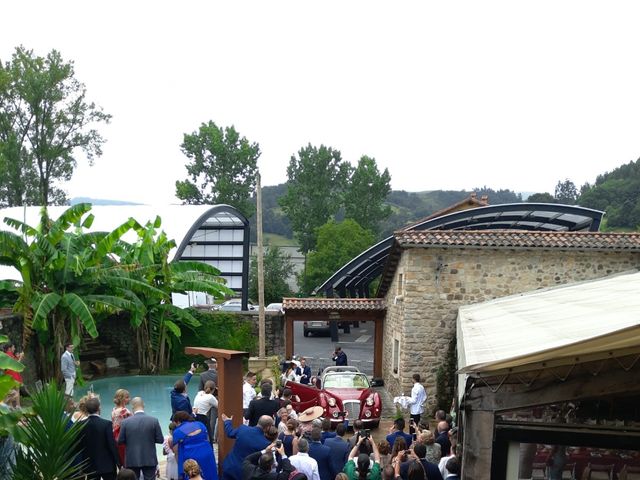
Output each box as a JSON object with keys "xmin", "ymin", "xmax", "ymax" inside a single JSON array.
[{"xmin": 70, "ymin": 197, "xmax": 143, "ymax": 206}]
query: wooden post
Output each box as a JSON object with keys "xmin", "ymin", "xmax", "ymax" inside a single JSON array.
[
  {"xmin": 461, "ymin": 409, "xmax": 495, "ymax": 478},
  {"xmin": 256, "ymin": 173, "xmax": 266, "ymax": 358},
  {"xmin": 373, "ymin": 317, "xmax": 383, "ymax": 378},
  {"xmin": 285, "ymin": 314, "xmax": 294, "ymax": 360},
  {"xmin": 185, "ymin": 347, "xmax": 249, "ymax": 477}
]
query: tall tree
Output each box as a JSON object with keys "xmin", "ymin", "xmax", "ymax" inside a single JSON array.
[
  {"xmin": 176, "ymin": 121, "xmax": 260, "ymax": 217},
  {"xmin": 300, "ymin": 219, "xmax": 375, "ymax": 295},
  {"xmin": 249, "ymin": 246, "xmax": 294, "ymax": 304},
  {"xmin": 527, "ymin": 192, "xmax": 556, "ymax": 203},
  {"xmin": 554, "ymin": 179, "xmax": 578, "ymax": 204},
  {"xmin": 343, "ymin": 155, "xmax": 392, "ymax": 233},
  {"xmin": 0, "ymin": 46, "xmax": 111, "ymax": 206},
  {"xmin": 279, "ymin": 144, "xmax": 350, "ymax": 254}
]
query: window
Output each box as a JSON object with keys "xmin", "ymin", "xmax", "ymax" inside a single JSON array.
[
  {"xmin": 397, "ymin": 272, "xmax": 404, "ymax": 296},
  {"xmin": 392, "ymin": 336, "xmax": 400, "ymax": 377}
]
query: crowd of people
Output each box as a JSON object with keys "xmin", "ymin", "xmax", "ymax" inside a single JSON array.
[{"xmin": 1, "ymin": 342, "xmax": 462, "ymax": 480}]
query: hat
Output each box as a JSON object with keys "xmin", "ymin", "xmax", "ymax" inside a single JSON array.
[{"xmin": 298, "ymin": 406, "xmax": 324, "ymax": 422}]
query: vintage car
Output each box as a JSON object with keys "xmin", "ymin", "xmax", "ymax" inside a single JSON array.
[{"xmin": 285, "ymin": 366, "xmax": 382, "ymax": 428}]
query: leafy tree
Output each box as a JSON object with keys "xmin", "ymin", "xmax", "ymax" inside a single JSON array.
[
  {"xmin": 527, "ymin": 192, "xmax": 556, "ymax": 203},
  {"xmin": 554, "ymin": 179, "xmax": 578, "ymax": 204},
  {"xmin": 0, "ymin": 204, "xmax": 154, "ymax": 380},
  {"xmin": 280, "ymin": 144, "xmax": 350, "ymax": 254},
  {"xmin": 343, "ymin": 156, "xmax": 392, "ymax": 234},
  {"xmin": 300, "ymin": 219, "xmax": 375, "ymax": 295},
  {"xmin": 176, "ymin": 121, "xmax": 260, "ymax": 217},
  {"xmin": 249, "ymin": 246, "xmax": 294, "ymax": 304},
  {"xmin": 119, "ymin": 217, "xmax": 233, "ymax": 372},
  {"xmin": 0, "ymin": 46, "xmax": 111, "ymax": 206}
]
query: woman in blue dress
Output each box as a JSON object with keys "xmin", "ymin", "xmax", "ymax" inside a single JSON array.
[{"xmin": 172, "ymin": 411, "xmax": 218, "ymax": 480}]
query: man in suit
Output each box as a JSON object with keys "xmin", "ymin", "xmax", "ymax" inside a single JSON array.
[
  {"xmin": 242, "ymin": 442, "xmax": 295, "ymax": 480},
  {"xmin": 222, "ymin": 413, "xmax": 272, "ymax": 480},
  {"xmin": 324, "ymin": 423, "xmax": 350, "ymax": 479},
  {"xmin": 295, "ymin": 357, "xmax": 312, "ymax": 385},
  {"xmin": 79, "ymin": 396, "xmax": 120, "ymax": 480},
  {"xmin": 60, "ymin": 343, "xmax": 79, "ymax": 396},
  {"xmin": 198, "ymin": 358, "xmax": 218, "ymax": 391},
  {"xmin": 386, "ymin": 418, "xmax": 413, "ymax": 449},
  {"xmin": 244, "ymin": 382, "xmax": 280, "ymax": 427},
  {"xmin": 308, "ymin": 427, "xmax": 332, "ymax": 480},
  {"xmin": 331, "ymin": 347, "xmax": 347, "ymax": 366},
  {"xmin": 118, "ymin": 397, "xmax": 164, "ymax": 480},
  {"xmin": 399, "ymin": 444, "xmax": 443, "ymax": 480},
  {"xmin": 435, "ymin": 421, "xmax": 451, "ymax": 457}
]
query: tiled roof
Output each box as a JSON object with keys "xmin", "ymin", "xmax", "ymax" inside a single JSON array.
[
  {"xmin": 394, "ymin": 230, "xmax": 640, "ymax": 251},
  {"xmin": 282, "ymin": 297, "xmax": 387, "ymax": 311}
]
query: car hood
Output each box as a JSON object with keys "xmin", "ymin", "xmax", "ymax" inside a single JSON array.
[{"xmin": 324, "ymin": 388, "xmax": 369, "ymax": 401}]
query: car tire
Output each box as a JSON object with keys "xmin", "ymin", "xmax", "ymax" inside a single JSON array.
[{"xmin": 303, "ymin": 330, "xmax": 309, "ymax": 337}]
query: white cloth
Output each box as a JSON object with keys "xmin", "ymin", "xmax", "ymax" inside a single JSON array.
[
  {"xmin": 163, "ymin": 435, "xmax": 179, "ymax": 479},
  {"xmin": 393, "ymin": 395, "xmax": 412, "ymax": 410},
  {"xmin": 289, "ymin": 452, "xmax": 320, "ymax": 480},
  {"xmin": 408, "ymin": 382, "xmax": 427, "ymax": 415},
  {"xmin": 193, "ymin": 390, "xmax": 218, "ymax": 416},
  {"xmin": 243, "ymin": 381, "xmax": 256, "ymax": 409}
]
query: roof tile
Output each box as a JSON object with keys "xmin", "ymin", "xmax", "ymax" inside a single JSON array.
[{"xmin": 282, "ymin": 297, "xmax": 387, "ymax": 311}]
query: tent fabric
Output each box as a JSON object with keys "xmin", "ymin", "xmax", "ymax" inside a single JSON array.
[{"xmin": 457, "ymin": 270, "xmax": 640, "ymax": 376}]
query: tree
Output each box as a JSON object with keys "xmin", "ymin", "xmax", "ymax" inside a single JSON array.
[
  {"xmin": 554, "ymin": 179, "xmax": 578, "ymax": 204},
  {"xmin": 300, "ymin": 219, "xmax": 375, "ymax": 295},
  {"xmin": 279, "ymin": 144, "xmax": 350, "ymax": 254},
  {"xmin": 0, "ymin": 46, "xmax": 111, "ymax": 206},
  {"xmin": 176, "ymin": 121, "xmax": 260, "ymax": 217},
  {"xmin": 527, "ymin": 192, "xmax": 556, "ymax": 203},
  {"xmin": 249, "ymin": 246, "xmax": 294, "ymax": 304},
  {"xmin": 343, "ymin": 156, "xmax": 392, "ymax": 234}
]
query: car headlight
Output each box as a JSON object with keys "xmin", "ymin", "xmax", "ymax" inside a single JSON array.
[
  {"xmin": 328, "ymin": 397, "xmax": 337, "ymax": 407},
  {"xmin": 366, "ymin": 394, "xmax": 375, "ymax": 406},
  {"xmin": 364, "ymin": 410, "xmax": 372, "ymax": 418},
  {"xmin": 333, "ymin": 411, "xmax": 339, "ymax": 418}
]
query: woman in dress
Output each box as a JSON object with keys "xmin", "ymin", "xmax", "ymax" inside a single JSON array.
[
  {"xmin": 172, "ymin": 411, "xmax": 217, "ymax": 480},
  {"xmin": 193, "ymin": 381, "xmax": 218, "ymax": 445},
  {"xmin": 281, "ymin": 362, "xmax": 297, "ymax": 384},
  {"xmin": 112, "ymin": 389, "xmax": 132, "ymax": 466}
]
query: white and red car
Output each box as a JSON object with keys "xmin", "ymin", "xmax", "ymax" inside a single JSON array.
[{"xmin": 285, "ymin": 366, "xmax": 382, "ymax": 428}]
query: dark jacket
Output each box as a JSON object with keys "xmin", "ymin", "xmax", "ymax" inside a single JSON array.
[
  {"xmin": 295, "ymin": 365, "xmax": 312, "ymax": 385},
  {"xmin": 171, "ymin": 371, "xmax": 193, "ymax": 416},
  {"xmin": 321, "ymin": 431, "xmax": 336, "ymax": 444},
  {"xmin": 199, "ymin": 369, "xmax": 219, "ymax": 391},
  {"xmin": 223, "ymin": 420, "xmax": 271, "ymax": 480},
  {"xmin": 324, "ymin": 436, "xmax": 350, "ymax": 479},
  {"xmin": 309, "ymin": 440, "xmax": 332, "ymax": 480},
  {"xmin": 245, "ymin": 397, "xmax": 280, "ymax": 426},
  {"xmin": 400, "ymin": 458, "xmax": 444, "ymax": 480},
  {"xmin": 435, "ymin": 431, "xmax": 451, "ymax": 457},
  {"xmin": 386, "ymin": 430, "xmax": 413, "ymax": 449},
  {"xmin": 79, "ymin": 415, "xmax": 120, "ymax": 474},
  {"xmin": 118, "ymin": 411, "xmax": 164, "ymax": 468},
  {"xmin": 242, "ymin": 450, "xmax": 294, "ymax": 480},
  {"xmin": 332, "ymin": 351, "xmax": 348, "ymax": 366}
]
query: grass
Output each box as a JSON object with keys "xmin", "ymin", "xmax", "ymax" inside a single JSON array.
[{"xmin": 264, "ymin": 233, "xmax": 298, "ymax": 247}]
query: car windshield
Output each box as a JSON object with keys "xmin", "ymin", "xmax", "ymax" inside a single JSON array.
[{"xmin": 323, "ymin": 373, "xmax": 370, "ymax": 389}]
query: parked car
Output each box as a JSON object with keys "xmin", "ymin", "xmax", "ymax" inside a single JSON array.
[
  {"xmin": 213, "ymin": 299, "xmax": 256, "ymax": 311},
  {"xmin": 266, "ymin": 302, "xmax": 284, "ymax": 313},
  {"xmin": 285, "ymin": 366, "xmax": 382, "ymax": 428},
  {"xmin": 303, "ymin": 321, "xmax": 354, "ymax": 336}
]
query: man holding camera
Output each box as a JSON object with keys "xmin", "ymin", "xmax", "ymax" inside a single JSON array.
[{"xmin": 242, "ymin": 440, "xmax": 295, "ymax": 480}]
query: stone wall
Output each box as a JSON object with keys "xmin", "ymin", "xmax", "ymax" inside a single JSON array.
[
  {"xmin": 243, "ymin": 312, "xmax": 285, "ymax": 357},
  {"xmin": 383, "ymin": 247, "xmax": 640, "ymax": 411}
]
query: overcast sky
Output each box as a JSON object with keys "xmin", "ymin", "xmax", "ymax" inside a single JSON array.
[{"xmin": 2, "ymin": 1, "xmax": 640, "ymax": 204}]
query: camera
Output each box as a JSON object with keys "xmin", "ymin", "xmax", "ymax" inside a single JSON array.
[
  {"xmin": 359, "ymin": 429, "xmax": 371, "ymax": 439},
  {"xmin": 275, "ymin": 439, "xmax": 282, "ymax": 448}
]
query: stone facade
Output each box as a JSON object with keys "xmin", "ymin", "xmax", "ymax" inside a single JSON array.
[{"xmin": 382, "ymin": 247, "xmax": 640, "ymax": 411}]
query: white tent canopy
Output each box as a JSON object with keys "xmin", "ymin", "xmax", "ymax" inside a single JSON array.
[{"xmin": 457, "ymin": 270, "xmax": 640, "ymax": 379}]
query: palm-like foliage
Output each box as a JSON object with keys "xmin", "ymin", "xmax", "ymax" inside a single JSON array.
[
  {"xmin": 0, "ymin": 204, "xmax": 154, "ymax": 378},
  {"xmin": 11, "ymin": 383, "xmax": 86, "ymax": 480},
  {"xmin": 121, "ymin": 217, "xmax": 233, "ymax": 372}
]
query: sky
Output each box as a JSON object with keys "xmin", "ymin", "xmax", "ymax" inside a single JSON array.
[{"xmin": 2, "ymin": 1, "xmax": 640, "ymax": 205}]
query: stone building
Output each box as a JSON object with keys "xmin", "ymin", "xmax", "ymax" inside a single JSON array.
[{"xmin": 378, "ymin": 229, "xmax": 640, "ymax": 410}]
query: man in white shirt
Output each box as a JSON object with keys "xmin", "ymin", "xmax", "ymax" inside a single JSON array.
[
  {"xmin": 289, "ymin": 438, "xmax": 320, "ymax": 480},
  {"xmin": 243, "ymin": 371, "xmax": 257, "ymax": 417},
  {"xmin": 407, "ymin": 373, "xmax": 427, "ymax": 436}
]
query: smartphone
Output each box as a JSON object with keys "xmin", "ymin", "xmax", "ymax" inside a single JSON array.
[{"xmin": 275, "ymin": 439, "xmax": 283, "ymax": 448}]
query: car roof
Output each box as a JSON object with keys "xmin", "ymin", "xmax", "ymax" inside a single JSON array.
[{"xmin": 321, "ymin": 366, "xmax": 361, "ymax": 375}]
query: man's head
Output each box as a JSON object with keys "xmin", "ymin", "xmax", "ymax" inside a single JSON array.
[
  {"xmin": 413, "ymin": 443, "xmax": 426, "ymax": 459},
  {"xmin": 356, "ymin": 453, "xmax": 370, "ymax": 474},
  {"xmin": 353, "ymin": 419, "xmax": 363, "ymax": 432},
  {"xmin": 335, "ymin": 422, "xmax": 346, "ymax": 437},
  {"xmin": 259, "ymin": 452, "xmax": 275, "ymax": 472},
  {"xmin": 282, "ymin": 388, "xmax": 292, "ymax": 399},
  {"xmin": 206, "ymin": 358, "xmax": 217, "ymax": 370},
  {"xmin": 246, "ymin": 371, "xmax": 257, "ymax": 385},
  {"xmin": 131, "ymin": 397, "xmax": 144, "ymax": 412},
  {"xmin": 257, "ymin": 415, "xmax": 274, "ymax": 432},
  {"xmin": 260, "ymin": 382, "xmax": 272, "ymax": 398},
  {"xmin": 334, "ymin": 346, "xmax": 342, "ymax": 353},
  {"xmin": 394, "ymin": 417, "xmax": 406, "ymax": 432},
  {"xmin": 412, "ymin": 373, "xmax": 421, "ymax": 383},
  {"xmin": 85, "ymin": 397, "xmax": 101, "ymax": 415},
  {"xmin": 437, "ymin": 421, "xmax": 449, "ymax": 433},
  {"xmin": 174, "ymin": 379, "xmax": 187, "ymax": 393},
  {"xmin": 265, "ymin": 425, "xmax": 278, "ymax": 442},
  {"xmin": 435, "ymin": 410, "xmax": 446, "ymax": 421},
  {"xmin": 321, "ymin": 418, "xmax": 331, "ymax": 432},
  {"xmin": 297, "ymin": 438, "xmax": 309, "ymax": 453},
  {"xmin": 445, "ymin": 456, "xmax": 460, "ymax": 475},
  {"xmin": 65, "ymin": 343, "xmax": 74, "ymax": 352},
  {"xmin": 300, "ymin": 357, "xmax": 306, "ymax": 367},
  {"xmin": 311, "ymin": 426, "xmax": 322, "ymax": 442}
]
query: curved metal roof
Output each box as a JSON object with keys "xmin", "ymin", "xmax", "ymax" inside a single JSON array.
[{"xmin": 315, "ymin": 203, "xmax": 605, "ymax": 298}]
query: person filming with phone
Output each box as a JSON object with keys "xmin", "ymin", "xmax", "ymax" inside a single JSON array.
[{"xmin": 343, "ymin": 432, "xmax": 381, "ymax": 480}]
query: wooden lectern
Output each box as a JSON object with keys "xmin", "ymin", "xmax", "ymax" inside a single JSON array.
[{"xmin": 185, "ymin": 347, "xmax": 248, "ymax": 477}]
